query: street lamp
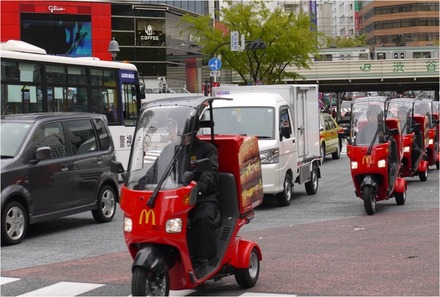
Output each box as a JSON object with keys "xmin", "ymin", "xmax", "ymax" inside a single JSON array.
[{"xmin": 108, "ymin": 37, "xmax": 120, "ymax": 61}]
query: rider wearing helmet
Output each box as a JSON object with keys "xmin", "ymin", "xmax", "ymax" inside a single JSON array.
[{"xmin": 140, "ymin": 106, "xmax": 221, "ymax": 276}]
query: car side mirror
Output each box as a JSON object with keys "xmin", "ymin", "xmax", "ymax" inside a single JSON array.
[
  {"xmin": 280, "ymin": 126, "xmax": 290, "ymax": 140},
  {"xmin": 35, "ymin": 146, "xmax": 51, "ymax": 161}
]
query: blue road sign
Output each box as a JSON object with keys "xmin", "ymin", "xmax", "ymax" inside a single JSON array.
[{"xmin": 208, "ymin": 57, "xmax": 222, "ymax": 71}]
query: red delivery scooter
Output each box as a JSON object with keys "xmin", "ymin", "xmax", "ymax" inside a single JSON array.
[
  {"xmin": 346, "ymin": 97, "xmax": 406, "ymax": 215},
  {"xmin": 117, "ymin": 96, "xmax": 264, "ymax": 296}
]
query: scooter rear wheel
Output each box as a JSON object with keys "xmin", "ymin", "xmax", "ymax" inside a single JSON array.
[
  {"xmin": 362, "ymin": 185, "xmax": 376, "ymax": 215},
  {"xmin": 235, "ymin": 247, "xmax": 260, "ymax": 288},
  {"xmin": 132, "ymin": 266, "xmax": 170, "ymax": 296}
]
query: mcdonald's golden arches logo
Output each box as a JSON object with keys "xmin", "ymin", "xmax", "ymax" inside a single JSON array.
[
  {"xmin": 139, "ymin": 209, "xmax": 156, "ymax": 225},
  {"xmin": 362, "ymin": 155, "xmax": 373, "ymax": 165}
]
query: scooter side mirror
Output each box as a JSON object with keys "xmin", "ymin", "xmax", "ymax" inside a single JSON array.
[
  {"xmin": 182, "ymin": 158, "xmax": 212, "ymax": 186},
  {"xmin": 388, "ymin": 128, "xmax": 399, "ymax": 136},
  {"xmin": 182, "ymin": 171, "xmax": 195, "ymax": 186},
  {"xmin": 346, "ymin": 137, "xmax": 353, "ymax": 145}
]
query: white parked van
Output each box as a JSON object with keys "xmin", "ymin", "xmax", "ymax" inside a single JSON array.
[{"xmin": 201, "ymin": 85, "xmax": 322, "ymax": 206}]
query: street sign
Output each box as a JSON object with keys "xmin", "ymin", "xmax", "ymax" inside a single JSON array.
[
  {"xmin": 208, "ymin": 57, "xmax": 222, "ymax": 71},
  {"xmin": 231, "ymin": 31, "xmax": 239, "ymax": 52},
  {"xmin": 210, "ymin": 71, "xmax": 221, "ymax": 77}
]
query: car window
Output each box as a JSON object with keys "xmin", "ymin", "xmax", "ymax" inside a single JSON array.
[
  {"xmin": 280, "ymin": 107, "xmax": 292, "ymax": 136},
  {"xmin": 327, "ymin": 117, "xmax": 337, "ymax": 130},
  {"xmin": 1, "ymin": 122, "xmax": 32, "ymax": 157},
  {"xmin": 31, "ymin": 122, "xmax": 68, "ymax": 159},
  {"xmin": 65, "ymin": 119, "xmax": 98, "ymax": 155},
  {"xmin": 93, "ymin": 118, "xmax": 111, "ymax": 151}
]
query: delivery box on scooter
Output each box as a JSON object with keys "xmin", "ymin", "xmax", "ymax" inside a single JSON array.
[{"xmin": 200, "ymin": 134, "xmax": 263, "ymax": 214}]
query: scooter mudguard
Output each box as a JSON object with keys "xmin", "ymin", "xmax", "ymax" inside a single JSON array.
[
  {"xmin": 132, "ymin": 245, "xmax": 177, "ymax": 275},
  {"xmin": 417, "ymin": 160, "xmax": 428, "ymax": 174},
  {"xmin": 360, "ymin": 175, "xmax": 377, "ymax": 191},
  {"xmin": 233, "ymin": 238, "xmax": 262, "ymax": 269},
  {"xmin": 394, "ymin": 177, "xmax": 406, "ymax": 194}
]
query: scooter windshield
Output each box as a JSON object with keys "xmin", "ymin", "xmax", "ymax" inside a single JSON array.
[
  {"xmin": 351, "ymin": 102, "xmax": 385, "ymax": 146},
  {"xmin": 387, "ymin": 99, "xmax": 414, "ymax": 135},
  {"xmin": 126, "ymin": 105, "xmax": 197, "ymax": 191}
]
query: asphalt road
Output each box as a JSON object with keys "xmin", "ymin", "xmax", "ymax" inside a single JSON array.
[{"xmin": 1, "ymin": 151, "xmax": 439, "ymax": 296}]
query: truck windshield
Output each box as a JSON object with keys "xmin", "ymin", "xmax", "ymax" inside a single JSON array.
[{"xmin": 204, "ymin": 107, "xmax": 275, "ymax": 139}]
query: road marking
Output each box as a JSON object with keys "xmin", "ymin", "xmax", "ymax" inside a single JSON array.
[
  {"xmin": 17, "ymin": 281, "xmax": 104, "ymax": 296},
  {"xmin": 241, "ymin": 293, "xmax": 296, "ymax": 296},
  {"xmin": 0, "ymin": 277, "xmax": 20, "ymax": 285}
]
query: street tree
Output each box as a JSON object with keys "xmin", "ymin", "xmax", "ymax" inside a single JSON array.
[
  {"xmin": 180, "ymin": 0, "xmax": 320, "ymax": 85},
  {"xmin": 323, "ymin": 34, "xmax": 368, "ymax": 48}
]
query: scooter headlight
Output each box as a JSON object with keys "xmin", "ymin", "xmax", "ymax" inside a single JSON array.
[
  {"xmin": 429, "ymin": 139, "xmax": 434, "ymax": 145},
  {"xmin": 124, "ymin": 217, "xmax": 133, "ymax": 232},
  {"xmin": 377, "ymin": 159, "xmax": 386, "ymax": 168},
  {"xmin": 351, "ymin": 161, "xmax": 358, "ymax": 169},
  {"xmin": 403, "ymin": 146, "xmax": 410, "ymax": 153},
  {"xmin": 166, "ymin": 218, "xmax": 182, "ymax": 233}
]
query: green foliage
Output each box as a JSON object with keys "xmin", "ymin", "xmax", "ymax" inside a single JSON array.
[
  {"xmin": 323, "ymin": 34, "xmax": 368, "ymax": 48},
  {"xmin": 180, "ymin": 0, "xmax": 320, "ymax": 85}
]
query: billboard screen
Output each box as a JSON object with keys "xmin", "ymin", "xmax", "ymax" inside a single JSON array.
[{"xmin": 21, "ymin": 13, "xmax": 92, "ymax": 57}]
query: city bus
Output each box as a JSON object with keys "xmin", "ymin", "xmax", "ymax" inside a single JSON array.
[{"xmin": 1, "ymin": 40, "xmax": 145, "ymax": 168}]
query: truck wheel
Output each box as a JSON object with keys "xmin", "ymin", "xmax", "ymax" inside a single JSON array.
[
  {"xmin": 92, "ymin": 185, "xmax": 117, "ymax": 223},
  {"xmin": 276, "ymin": 173, "xmax": 293, "ymax": 206},
  {"xmin": 1, "ymin": 201, "xmax": 28, "ymax": 246},
  {"xmin": 305, "ymin": 164, "xmax": 319, "ymax": 195},
  {"xmin": 235, "ymin": 247, "xmax": 260, "ymax": 289},
  {"xmin": 362, "ymin": 186, "xmax": 376, "ymax": 215},
  {"xmin": 418, "ymin": 167, "xmax": 428, "ymax": 181},
  {"xmin": 132, "ymin": 266, "xmax": 169, "ymax": 296}
]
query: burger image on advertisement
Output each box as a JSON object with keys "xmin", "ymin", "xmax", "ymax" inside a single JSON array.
[{"xmin": 238, "ymin": 137, "xmax": 263, "ymax": 208}]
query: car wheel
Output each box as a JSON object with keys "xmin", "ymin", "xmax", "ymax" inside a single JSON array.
[
  {"xmin": 320, "ymin": 145, "xmax": 325, "ymax": 164},
  {"xmin": 1, "ymin": 201, "xmax": 28, "ymax": 246},
  {"xmin": 235, "ymin": 247, "xmax": 260, "ymax": 289},
  {"xmin": 276, "ymin": 173, "xmax": 293, "ymax": 206},
  {"xmin": 92, "ymin": 185, "xmax": 117, "ymax": 223},
  {"xmin": 305, "ymin": 164, "xmax": 319, "ymax": 195},
  {"xmin": 332, "ymin": 145, "xmax": 341, "ymax": 159}
]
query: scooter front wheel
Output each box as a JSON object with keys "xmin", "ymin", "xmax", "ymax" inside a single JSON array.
[
  {"xmin": 362, "ymin": 185, "xmax": 376, "ymax": 215},
  {"xmin": 235, "ymin": 247, "xmax": 260, "ymax": 288},
  {"xmin": 132, "ymin": 266, "xmax": 170, "ymax": 296}
]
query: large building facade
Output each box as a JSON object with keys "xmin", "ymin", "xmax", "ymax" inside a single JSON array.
[
  {"xmin": 358, "ymin": 1, "xmax": 439, "ymax": 46},
  {"xmin": 1, "ymin": 0, "xmax": 212, "ymax": 92}
]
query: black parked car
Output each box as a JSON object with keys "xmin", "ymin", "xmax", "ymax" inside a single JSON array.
[{"xmin": 1, "ymin": 113, "xmax": 121, "ymax": 245}]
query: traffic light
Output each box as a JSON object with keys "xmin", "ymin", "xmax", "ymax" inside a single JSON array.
[{"xmin": 246, "ymin": 39, "xmax": 266, "ymax": 50}]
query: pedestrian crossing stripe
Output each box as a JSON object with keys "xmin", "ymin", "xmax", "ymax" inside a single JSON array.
[
  {"xmin": 1, "ymin": 277, "xmax": 295, "ymax": 296},
  {"xmin": 18, "ymin": 282, "xmax": 104, "ymax": 296}
]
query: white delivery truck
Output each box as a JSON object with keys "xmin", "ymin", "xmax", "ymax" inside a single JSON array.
[{"xmin": 202, "ymin": 84, "xmax": 322, "ymax": 206}]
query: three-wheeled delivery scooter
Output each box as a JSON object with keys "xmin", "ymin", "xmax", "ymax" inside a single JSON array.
[
  {"xmin": 118, "ymin": 96, "xmax": 264, "ymax": 296},
  {"xmin": 421, "ymin": 98, "xmax": 439, "ymax": 170},
  {"xmin": 346, "ymin": 97, "xmax": 407, "ymax": 215},
  {"xmin": 387, "ymin": 98, "xmax": 430, "ymax": 181}
]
